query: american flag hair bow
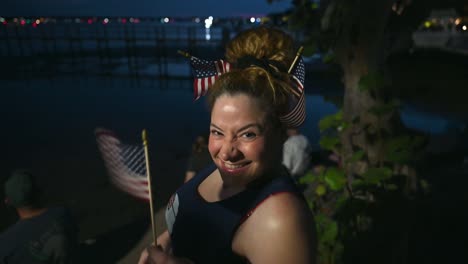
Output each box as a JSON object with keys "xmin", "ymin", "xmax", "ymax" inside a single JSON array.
[
  {"xmin": 183, "ymin": 46, "xmax": 306, "ymax": 128},
  {"xmin": 191, "ymin": 56, "xmax": 231, "ymax": 100},
  {"xmin": 95, "ymin": 128, "xmax": 150, "ymax": 201}
]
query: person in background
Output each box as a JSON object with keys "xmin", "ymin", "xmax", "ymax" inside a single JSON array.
[
  {"xmin": 282, "ymin": 127, "xmax": 312, "ymax": 180},
  {"xmin": 139, "ymin": 26, "xmax": 317, "ymax": 264},
  {"xmin": 0, "ymin": 169, "xmax": 78, "ymax": 264},
  {"xmin": 184, "ymin": 135, "xmax": 212, "ymax": 182}
]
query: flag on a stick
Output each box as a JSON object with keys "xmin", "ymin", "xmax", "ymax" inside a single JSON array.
[
  {"xmin": 190, "ymin": 56, "xmax": 231, "ymax": 100},
  {"xmin": 95, "ymin": 128, "xmax": 150, "ymax": 201}
]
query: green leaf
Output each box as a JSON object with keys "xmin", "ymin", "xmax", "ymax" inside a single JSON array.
[
  {"xmin": 319, "ymin": 136, "xmax": 340, "ymax": 151},
  {"xmin": 351, "ymin": 179, "xmax": 365, "ymax": 189},
  {"xmin": 368, "ymin": 103, "xmax": 397, "ymax": 117},
  {"xmin": 358, "ymin": 72, "xmax": 384, "ymax": 92},
  {"xmin": 299, "ymin": 170, "xmax": 318, "ymax": 184},
  {"xmin": 302, "ymin": 41, "xmax": 318, "ymax": 56},
  {"xmin": 319, "ymin": 111, "xmax": 343, "ymax": 132},
  {"xmin": 347, "ymin": 150, "xmax": 365, "ymax": 164},
  {"xmin": 324, "ymin": 167, "xmax": 346, "ymax": 191},
  {"xmin": 385, "ymin": 136, "xmax": 413, "ymax": 164},
  {"xmin": 362, "ymin": 167, "xmax": 393, "ymax": 185},
  {"xmin": 386, "ymin": 184, "xmax": 399, "ymax": 191},
  {"xmin": 316, "ymin": 184, "xmax": 327, "ymax": 196},
  {"xmin": 322, "ymin": 52, "xmax": 336, "ymax": 64},
  {"xmin": 320, "ymin": 219, "xmax": 338, "ymax": 244}
]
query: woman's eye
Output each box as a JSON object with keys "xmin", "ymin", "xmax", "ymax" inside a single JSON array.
[
  {"xmin": 211, "ymin": 130, "xmax": 222, "ymax": 136},
  {"xmin": 242, "ymin": 132, "xmax": 257, "ymax": 139}
]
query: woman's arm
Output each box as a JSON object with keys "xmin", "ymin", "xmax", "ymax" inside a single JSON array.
[{"xmin": 234, "ymin": 192, "xmax": 317, "ymax": 264}]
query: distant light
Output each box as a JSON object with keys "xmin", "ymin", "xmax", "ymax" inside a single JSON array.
[
  {"xmin": 204, "ymin": 18, "xmax": 212, "ymax": 29},
  {"xmin": 87, "ymin": 18, "xmax": 93, "ymax": 24},
  {"xmin": 13, "ymin": 18, "xmax": 18, "ymax": 23},
  {"xmin": 256, "ymin": 17, "xmax": 261, "ymax": 23},
  {"xmin": 195, "ymin": 17, "xmax": 200, "ymax": 23},
  {"xmin": 424, "ymin": 21, "xmax": 431, "ymax": 28},
  {"xmin": 208, "ymin": 16, "xmax": 213, "ymax": 20},
  {"xmin": 205, "ymin": 28, "xmax": 211, "ymax": 41},
  {"xmin": 164, "ymin": 17, "xmax": 169, "ymax": 23},
  {"xmin": 20, "ymin": 19, "xmax": 26, "ymax": 25},
  {"xmin": 121, "ymin": 18, "xmax": 127, "ymax": 24},
  {"xmin": 134, "ymin": 18, "xmax": 140, "ymax": 24},
  {"xmin": 455, "ymin": 18, "xmax": 461, "ymax": 25},
  {"xmin": 250, "ymin": 17, "xmax": 255, "ymax": 23},
  {"xmin": 75, "ymin": 18, "xmax": 81, "ymax": 23},
  {"xmin": 32, "ymin": 22, "xmax": 37, "ymax": 28},
  {"xmin": 0, "ymin": 17, "xmax": 4, "ymax": 23},
  {"xmin": 35, "ymin": 19, "xmax": 40, "ymax": 25},
  {"xmin": 2, "ymin": 21, "xmax": 7, "ymax": 25},
  {"xmin": 463, "ymin": 25, "xmax": 467, "ymax": 31},
  {"xmin": 103, "ymin": 18, "xmax": 109, "ymax": 24},
  {"xmin": 129, "ymin": 17, "xmax": 134, "ymax": 23}
]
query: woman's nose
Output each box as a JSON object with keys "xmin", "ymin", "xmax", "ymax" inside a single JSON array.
[{"xmin": 219, "ymin": 140, "xmax": 240, "ymax": 161}]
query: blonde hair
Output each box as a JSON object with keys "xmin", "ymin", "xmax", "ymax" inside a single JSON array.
[{"xmin": 207, "ymin": 26, "xmax": 298, "ymax": 128}]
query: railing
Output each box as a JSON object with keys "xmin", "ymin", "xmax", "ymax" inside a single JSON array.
[{"xmin": 0, "ymin": 22, "xmax": 228, "ymax": 79}]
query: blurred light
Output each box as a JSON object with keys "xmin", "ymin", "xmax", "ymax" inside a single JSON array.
[
  {"xmin": 311, "ymin": 2, "xmax": 319, "ymax": 9},
  {"xmin": 0, "ymin": 17, "xmax": 4, "ymax": 23},
  {"xmin": 103, "ymin": 18, "xmax": 109, "ymax": 24},
  {"xmin": 250, "ymin": 17, "xmax": 255, "ymax": 23},
  {"xmin": 26, "ymin": 19, "xmax": 31, "ymax": 24},
  {"xmin": 164, "ymin": 17, "xmax": 169, "ymax": 23},
  {"xmin": 256, "ymin": 17, "xmax": 261, "ymax": 23},
  {"xmin": 2, "ymin": 21, "xmax": 7, "ymax": 25},
  {"xmin": 87, "ymin": 18, "xmax": 93, "ymax": 24},
  {"xmin": 32, "ymin": 22, "xmax": 37, "ymax": 28},
  {"xmin": 20, "ymin": 19, "xmax": 26, "ymax": 25},
  {"xmin": 35, "ymin": 19, "xmax": 40, "ymax": 25},
  {"xmin": 424, "ymin": 21, "xmax": 431, "ymax": 28},
  {"xmin": 455, "ymin": 18, "xmax": 461, "ymax": 25},
  {"xmin": 121, "ymin": 18, "xmax": 127, "ymax": 24},
  {"xmin": 75, "ymin": 18, "xmax": 81, "ymax": 23},
  {"xmin": 134, "ymin": 18, "xmax": 140, "ymax": 24},
  {"xmin": 463, "ymin": 25, "xmax": 467, "ymax": 31},
  {"xmin": 204, "ymin": 17, "xmax": 213, "ymax": 29},
  {"xmin": 205, "ymin": 28, "xmax": 211, "ymax": 41},
  {"xmin": 129, "ymin": 17, "xmax": 134, "ymax": 23},
  {"xmin": 195, "ymin": 17, "xmax": 200, "ymax": 23},
  {"xmin": 13, "ymin": 18, "xmax": 18, "ymax": 23}
]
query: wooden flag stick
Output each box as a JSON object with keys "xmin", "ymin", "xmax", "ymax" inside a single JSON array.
[
  {"xmin": 142, "ymin": 129, "xmax": 157, "ymax": 245},
  {"xmin": 288, "ymin": 46, "xmax": 304, "ymax": 74},
  {"xmin": 177, "ymin": 50, "xmax": 192, "ymax": 58}
]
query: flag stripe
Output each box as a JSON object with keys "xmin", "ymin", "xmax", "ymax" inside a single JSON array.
[{"xmin": 95, "ymin": 128, "xmax": 150, "ymax": 201}]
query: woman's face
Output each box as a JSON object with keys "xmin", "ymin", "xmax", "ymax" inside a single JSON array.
[{"xmin": 209, "ymin": 93, "xmax": 281, "ymax": 188}]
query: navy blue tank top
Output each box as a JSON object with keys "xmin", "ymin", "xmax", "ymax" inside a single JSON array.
[{"xmin": 165, "ymin": 163, "xmax": 305, "ymax": 264}]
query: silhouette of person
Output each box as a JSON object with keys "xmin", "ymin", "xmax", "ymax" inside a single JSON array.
[
  {"xmin": 184, "ymin": 135, "xmax": 213, "ymax": 182},
  {"xmin": 0, "ymin": 169, "xmax": 78, "ymax": 263}
]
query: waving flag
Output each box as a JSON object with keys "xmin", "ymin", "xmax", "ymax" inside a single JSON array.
[
  {"xmin": 95, "ymin": 128, "xmax": 149, "ymax": 201},
  {"xmin": 191, "ymin": 57, "xmax": 231, "ymax": 100}
]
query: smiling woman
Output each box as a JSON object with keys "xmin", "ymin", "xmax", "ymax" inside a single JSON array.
[{"xmin": 139, "ymin": 26, "xmax": 317, "ymax": 264}]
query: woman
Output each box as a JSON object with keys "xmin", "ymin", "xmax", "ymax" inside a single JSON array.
[{"xmin": 139, "ymin": 26, "xmax": 316, "ymax": 264}]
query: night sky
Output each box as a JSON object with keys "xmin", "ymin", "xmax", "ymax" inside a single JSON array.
[{"xmin": 2, "ymin": 0, "xmax": 292, "ymax": 17}]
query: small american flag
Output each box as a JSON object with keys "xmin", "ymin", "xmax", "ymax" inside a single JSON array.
[
  {"xmin": 191, "ymin": 57, "xmax": 231, "ymax": 100},
  {"xmin": 291, "ymin": 57, "xmax": 305, "ymax": 91},
  {"xmin": 95, "ymin": 128, "xmax": 149, "ymax": 201},
  {"xmin": 281, "ymin": 57, "xmax": 306, "ymax": 128}
]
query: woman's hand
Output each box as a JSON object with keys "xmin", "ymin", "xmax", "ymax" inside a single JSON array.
[{"xmin": 138, "ymin": 245, "xmax": 194, "ymax": 264}]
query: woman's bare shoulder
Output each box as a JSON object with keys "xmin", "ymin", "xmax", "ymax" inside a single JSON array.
[{"xmin": 234, "ymin": 192, "xmax": 316, "ymax": 264}]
